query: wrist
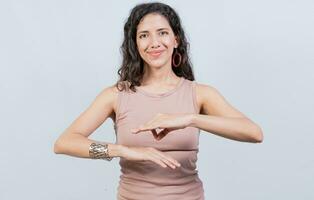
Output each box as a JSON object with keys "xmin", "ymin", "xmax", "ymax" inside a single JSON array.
[
  {"xmin": 107, "ymin": 143, "xmax": 125, "ymax": 158},
  {"xmin": 188, "ymin": 113, "xmax": 197, "ymax": 127}
]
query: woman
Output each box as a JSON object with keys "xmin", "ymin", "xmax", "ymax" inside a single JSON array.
[{"xmin": 54, "ymin": 2, "xmax": 263, "ymax": 199}]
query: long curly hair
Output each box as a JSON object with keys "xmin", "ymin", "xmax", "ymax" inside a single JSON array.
[{"xmin": 115, "ymin": 2, "xmax": 195, "ymax": 92}]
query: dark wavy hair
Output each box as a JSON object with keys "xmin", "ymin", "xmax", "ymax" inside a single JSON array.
[{"xmin": 115, "ymin": 2, "xmax": 195, "ymax": 92}]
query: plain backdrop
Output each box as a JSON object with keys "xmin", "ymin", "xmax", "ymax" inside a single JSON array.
[{"xmin": 1, "ymin": 0, "xmax": 313, "ymax": 199}]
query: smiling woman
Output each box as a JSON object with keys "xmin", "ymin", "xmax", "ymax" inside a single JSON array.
[
  {"xmin": 136, "ymin": 14, "xmax": 178, "ymax": 68},
  {"xmin": 53, "ymin": 2, "xmax": 263, "ymax": 200}
]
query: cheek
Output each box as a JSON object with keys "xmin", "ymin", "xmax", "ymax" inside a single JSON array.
[
  {"xmin": 137, "ymin": 41, "xmax": 148, "ymax": 53},
  {"xmin": 162, "ymin": 37, "xmax": 176, "ymax": 48}
]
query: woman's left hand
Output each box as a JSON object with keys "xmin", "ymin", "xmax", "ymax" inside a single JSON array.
[{"xmin": 131, "ymin": 113, "xmax": 194, "ymax": 140}]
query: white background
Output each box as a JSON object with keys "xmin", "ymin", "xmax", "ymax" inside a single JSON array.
[{"xmin": 1, "ymin": 0, "xmax": 313, "ymax": 199}]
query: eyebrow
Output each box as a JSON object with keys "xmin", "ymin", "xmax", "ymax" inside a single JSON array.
[{"xmin": 137, "ymin": 28, "xmax": 170, "ymax": 35}]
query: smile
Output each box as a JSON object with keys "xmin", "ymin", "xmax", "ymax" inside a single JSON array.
[{"xmin": 147, "ymin": 50, "xmax": 165, "ymax": 57}]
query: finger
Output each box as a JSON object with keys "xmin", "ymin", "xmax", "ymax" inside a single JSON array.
[
  {"xmin": 149, "ymin": 150, "xmax": 175, "ymax": 169},
  {"xmin": 131, "ymin": 127, "xmax": 147, "ymax": 134},
  {"xmin": 147, "ymin": 150, "xmax": 175, "ymax": 169},
  {"xmin": 149, "ymin": 155, "xmax": 167, "ymax": 168},
  {"xmin": 151, "ymin": 153, "xmax": 176, "ymax": 169},
  {"xmin": 152, "ymin": 158, "xmax": 167, "ymax": 168},
  {"xmin": 131, "ymin": 127, "xmax": 141, "ymax": 134},
  {"xmin": 160, "ymin": 154, "xmax": 181, "ymax": 168},
  {"xmin": 152, "ymin": 149, "xmax": 181, "ymax": 168},
  {"xmin": 132, "ymin": 116, "xmax": 160, "ymax": 133},
  {"xmin": 131, "ymin": 125, "xmax": 156, "ymax": 134},
  {"xmin": 160, "ymin": 157, "xmax": 177, "ymax": 169}
]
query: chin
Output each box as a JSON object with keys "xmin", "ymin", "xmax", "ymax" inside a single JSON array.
[
  {"xmin": 148, "ymin": 63, "xmax": 164, "ymax": 68},
  {"xmin": 145, "ymin": 59, "xmax": 169, "ymax": 68}
]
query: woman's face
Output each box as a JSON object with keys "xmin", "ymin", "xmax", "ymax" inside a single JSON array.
[{"xmin": 136, "ymin": 13, "xmax": 178, "ymax": 69}]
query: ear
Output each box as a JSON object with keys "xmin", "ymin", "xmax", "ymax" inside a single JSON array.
[{"xmin": 174, "ymin": 36, "xmax": 179, "ymax": 48}]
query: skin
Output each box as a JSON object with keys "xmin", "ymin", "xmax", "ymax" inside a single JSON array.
[
  {"xmin": 54, "ymin": 13, "xmax": 263, "ymax": 170},
  {"xmin": 135, "ymin": 13, "xmax": 180, "ymax": 92}
]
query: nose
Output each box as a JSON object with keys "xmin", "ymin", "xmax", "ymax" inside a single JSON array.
[{"xmin": 149, "ymin": 34, "xmax": 160, "ymax": 48}]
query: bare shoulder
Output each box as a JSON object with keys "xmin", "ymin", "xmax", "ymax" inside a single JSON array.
[
  {"xmin": 194, "ymin": 82, "xmax": 219, "ymax": 113},
  {"xmin": 100, "ymin": 81, "xmax": 132, "ymax": 119},
  {"xmin": 96, "ymin": 83, "xmax": 120, "ymax": 116},
  {"xmin": 97, "ymin": 84, "xmax": 119, "ymax": 100},
  {"xmin": 194, "ymin": 82, "xmax": 222, "ymax": 102},
  {"xmin": 194, "ymin": 82, "xmax": 246, "ymax": 117}
]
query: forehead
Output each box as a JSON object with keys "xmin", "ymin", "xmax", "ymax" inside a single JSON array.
[{"xmin": 137, "ymin": 13, "xmax": 171, "ymax": 32}]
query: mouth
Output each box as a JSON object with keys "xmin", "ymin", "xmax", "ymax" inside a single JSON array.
[{"xmin": 147, "ymin": 50, "xmax": 165, "ymax": 58}]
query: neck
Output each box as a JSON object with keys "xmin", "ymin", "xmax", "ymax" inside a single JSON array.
[{"xmin": 141, "ymin": 62, "xmax": 179, "ymax": 86}]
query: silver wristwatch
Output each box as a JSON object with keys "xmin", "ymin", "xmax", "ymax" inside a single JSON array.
[{"xmin": 89, "ymin": 143, "xmax": 113, "ymax": 161}]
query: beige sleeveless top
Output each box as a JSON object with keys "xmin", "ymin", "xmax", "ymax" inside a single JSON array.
[{"xmin": 114, "ymin": 77, "xmax": 205, "ymax": 200}]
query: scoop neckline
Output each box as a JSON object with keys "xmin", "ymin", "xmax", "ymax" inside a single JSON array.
[{"xmin": 136, "ymin": 77, "xmax": 185, "ymax": 98}]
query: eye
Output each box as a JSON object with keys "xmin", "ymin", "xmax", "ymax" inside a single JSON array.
[
  {"xmin": 159, "ymin": 31, "xmax": 169, "ymax": 36},
  {"xmin": 139, "ymin": 33, "xmax": 148, "ymax": 39}
]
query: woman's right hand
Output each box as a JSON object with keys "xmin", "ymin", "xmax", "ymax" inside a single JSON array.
[{"xmin": 120, "ymin": 146, "xmax": 181, "ymax": 169}]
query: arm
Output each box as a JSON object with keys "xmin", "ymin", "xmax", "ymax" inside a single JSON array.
[
  {"xmin": 53, "ymin": 85, "xmax": 180, "ymax": 169},
  {"xmin": 190, "ymin": 83, "xmax": 263, "ymax": 143},
  {"xmin": 53, "ymin": 85, "xmax": 123, "ymax": 158}
]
